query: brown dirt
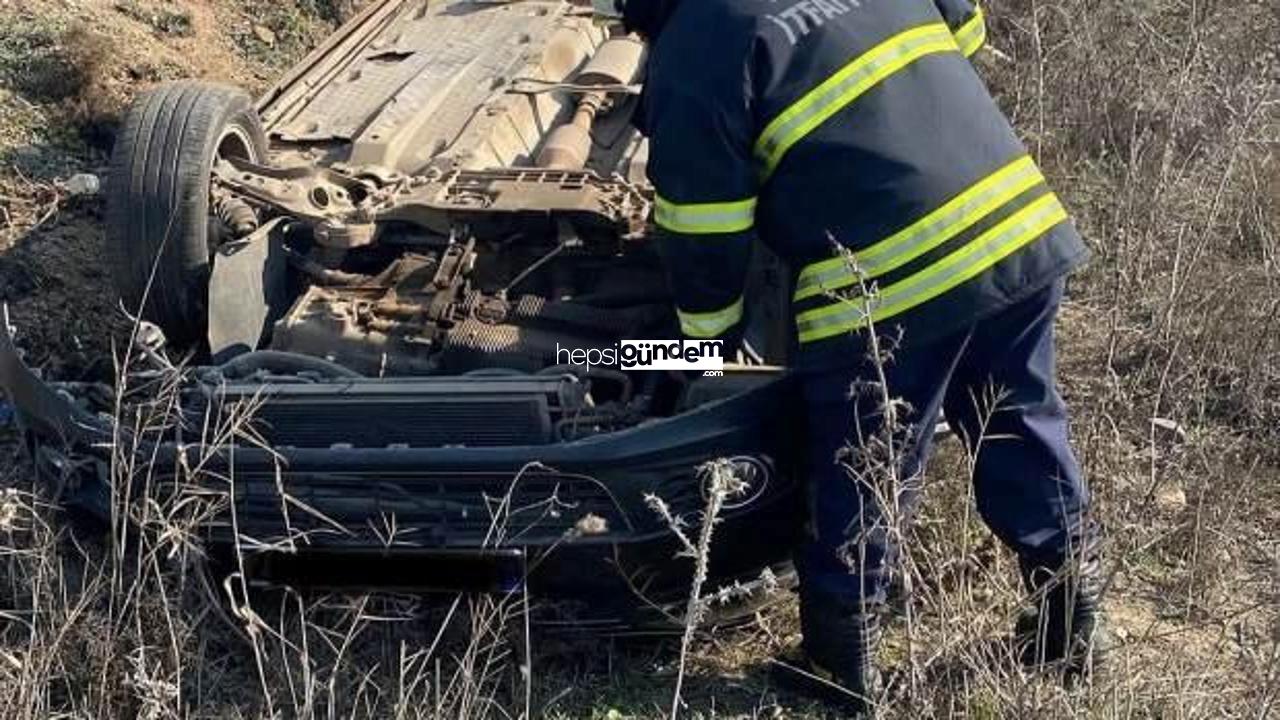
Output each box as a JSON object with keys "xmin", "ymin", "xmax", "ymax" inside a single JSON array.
[{"xmin": 0, "ymin": 0, "xmax": 340, "ymax": 376}]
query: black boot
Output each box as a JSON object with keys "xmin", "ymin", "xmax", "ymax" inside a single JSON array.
[
  {"xmin": 773, "ymin": 591, "xmax": 882, "ymax": 716},
  {"xmin": 1015, "ymin": 552, "xmax": 1109, "ymax": 680}
]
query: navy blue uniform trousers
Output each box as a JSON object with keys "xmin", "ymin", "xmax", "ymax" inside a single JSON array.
[{"xmin": 796, "ymin": 280, "xmax": 1090, "ymax": 605}]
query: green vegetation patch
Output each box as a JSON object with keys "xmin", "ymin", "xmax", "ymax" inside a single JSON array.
[
  {"xmin": 0, "ymin": 14, "xmax": 81, "ymax": 103},
  {"xmin": 113, "ymin": 0, "xmax": 195, "ymax": 38},
  {"xmin": 233, "ymin": 0, "xmax": 338, "ymax": 69}
]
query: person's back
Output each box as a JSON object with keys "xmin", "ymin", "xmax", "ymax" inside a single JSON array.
[
  {"xmin": 618, "ymin": 0, "xmax": 1107, "ymax": 714},
  {"xmin": 639, "ymin": 0, "xmax": 1087, "ymax": 366}
]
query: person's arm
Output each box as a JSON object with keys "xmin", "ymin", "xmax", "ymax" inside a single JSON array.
[
  {"xmin": 645, "ymin": 57, "xmax": 758, "ymax": 350},
  {"xmin": 934, "ymin": 0, "xmax": 987, "ymax": 58}
]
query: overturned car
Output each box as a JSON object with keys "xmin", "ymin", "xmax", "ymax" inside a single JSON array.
[{"xmin": 0, "ymin": 0, "xmax": 802, "ymax": 628}]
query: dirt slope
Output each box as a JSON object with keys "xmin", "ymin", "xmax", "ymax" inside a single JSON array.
[{"xmin": 0, "ymin": 0, "xmax": 346, "ymax": 376}]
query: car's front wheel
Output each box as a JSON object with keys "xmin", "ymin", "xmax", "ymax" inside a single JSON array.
[{"xmin": 106, "ymin": 82, "xmax": 268, "ymax": 349}]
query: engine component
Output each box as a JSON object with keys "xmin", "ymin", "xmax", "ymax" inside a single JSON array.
[
  {"xmin": 270, "ymin": 250, "xmax": 451, "ymax": 376},
  {"xmin": 438, "ymin": 287, "xmax": 667, "ymax": 374},
  {"xmin": 269, "ymin": 238, "xmax": 666, "ymax": 378},
  {"xmin": 441, "ymin": 318, "xmax": 608, "ymax": 374},
  {"xmin": 270, "ymin": 284, "xmax": 442, "ymax": 376},
  {"xmin": 284, "ymin": 246, "xmax": 373, "ymax": 286},
  {"xmin": 214, "ymin": 349, "xmax": 363, "ymax": 380},
  {"xmin": 500, "ymin": 294, "xmax": 666, "ymax": 337},
  {"xmin": 270, "ymin": 287, "xmax": 663, "ymax": 378}
]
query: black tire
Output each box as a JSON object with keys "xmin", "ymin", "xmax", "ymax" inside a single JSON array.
[{"xmin": 106, "ymin": 82, "xmax": 268, "ymax": 348}]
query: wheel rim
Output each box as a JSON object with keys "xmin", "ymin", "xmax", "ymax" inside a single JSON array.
[
  {"xmin": 208, "ymin": 125, "xmax": 262, "ymax": 252},
  {"xmin": 215, "ymin": 125, "xmax": 258, "ymax": 163}
]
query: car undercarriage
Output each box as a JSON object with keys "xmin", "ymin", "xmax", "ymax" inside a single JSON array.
[{"xmin": 0, "ymin": 0, "xmax": 802, "ymax": 629}]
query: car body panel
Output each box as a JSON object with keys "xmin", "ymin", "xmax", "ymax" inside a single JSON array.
[{"xmin": 257, "ymin": 0, "xmax": 625, "ymax": 176}]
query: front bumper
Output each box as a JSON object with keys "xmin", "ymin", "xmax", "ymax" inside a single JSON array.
[{"xmin": 0, "ymin": 323, "xmax": 803, "ymax": 624}]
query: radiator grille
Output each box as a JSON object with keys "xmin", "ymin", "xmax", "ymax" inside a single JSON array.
[
  {"xmin": 210, "ymin": 469, "xmax": 628, "ymax": 547},
  {"xmin": 250, "ymin": 396, "xmax": 551, "ymax": 448},
  {"xmin": 205, "ymin": 376, "xmax": 585, "ymax": 448}
]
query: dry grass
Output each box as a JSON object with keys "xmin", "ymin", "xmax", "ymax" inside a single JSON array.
[{"xmin": 0, "ymin": 0, "xmax": 1277, "ymax": 717}]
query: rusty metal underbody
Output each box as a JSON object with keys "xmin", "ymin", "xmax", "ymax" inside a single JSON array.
[{"xmin": 207, "ymin": 0, "xmax": 679, "ymax": 378}]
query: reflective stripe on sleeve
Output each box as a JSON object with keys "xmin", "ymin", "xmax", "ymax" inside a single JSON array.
[
  {"xmin": 796, "ymin": 193, "xmax": 1069, "ymax": 343},
  {"xmin": 679, "ymin": 297, "xmax": 745, "ymax": 338},
  {"xmin": 655, "ymin": 195, "xmax": 757, "ymax": 235}
]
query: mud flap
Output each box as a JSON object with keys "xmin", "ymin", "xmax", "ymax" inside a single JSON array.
[{"xmin": 207, "ymin": 218, "xmax": 290, "ymax": 364}]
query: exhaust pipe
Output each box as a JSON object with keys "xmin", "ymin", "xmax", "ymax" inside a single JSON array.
[{"xmin": 537, "ymin": 36, "xmax": 646, "ymax": 170}]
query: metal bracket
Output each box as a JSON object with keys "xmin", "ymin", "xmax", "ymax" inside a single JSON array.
[{"xmin": 506, "ymin": 77, "xmax": 641, "ymax": 96}]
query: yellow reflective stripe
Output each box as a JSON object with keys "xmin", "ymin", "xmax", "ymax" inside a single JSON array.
[
  {"xmin": 794, "ymin": 156, "xmax": 1044, "ymax": 301},
  {"xmin": 679, "ymin": 297, "xmax": 744, "ymax": 338},
  {"xmin": 797, "ymin": 193, "xmax": 1068, "ymax": 343},
  {"xmin": 954, "ymin": 7, "xmax": 987, "ymax": 58},
  {"xmin": 655, "ymin": 195, "xmax": 757, "ymax": 235},
  {"xmin": 755, "ymin": 23, "xmax": 958, "ymax": 178}
]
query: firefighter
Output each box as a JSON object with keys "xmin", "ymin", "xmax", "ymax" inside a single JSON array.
[{"xmin": 596, "ymin": 0, "xmax": 1109, "ymax": 713}]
